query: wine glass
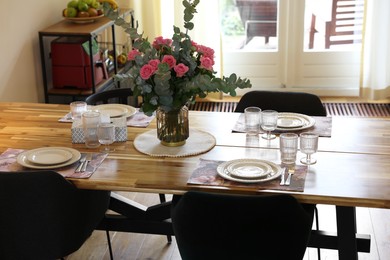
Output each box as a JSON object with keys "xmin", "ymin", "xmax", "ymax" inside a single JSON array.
[
  {"xmin": 97, "ymin": 123, "xmax": 115, "ymax": 153},
  {"xmin": 261, "ymin": 110, "xmax": 278, "ymax": 140},
  {"xmin": 299, "ymin": 132, "xmax": 319, "ymax": 165}
]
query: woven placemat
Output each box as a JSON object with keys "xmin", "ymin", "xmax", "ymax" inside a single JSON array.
[{"xmin": 134, "ymin": 129, "xmax": 216, "ymax": 157}]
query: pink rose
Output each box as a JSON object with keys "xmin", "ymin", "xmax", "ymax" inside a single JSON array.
[
  {"xmin": 191, "ymin": 41, "xmax": 198, "ymax": 48},
  {"xmin": 140, "ymin": 64, "xmax": 155, "ymax": 80},
  {"xmin": 196, "ymin": 45, "xmax": 215, "ymax": 59},
  {"xmin": 161, "ymin": 55, "xmax": 177, "ymax": 69},
  {"xmin": 152, "ymin": 36, "xmax": 172, "ymax": 50},
  {"xmin": 174, "ymin": 63, "xmax": 189, "ymax": 77},
  {"xmin": 127, "ymin": 49, "xmax": 141, "ymax": 61},
  {"xmin": 199, "ymin": 56, "xmax": 214, "ymax": 71},
  {"xmin": 148, "ymin": 59, "xmax": 160, "ymax": 70}
]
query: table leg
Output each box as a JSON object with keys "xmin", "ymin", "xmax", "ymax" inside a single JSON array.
[{"xmin": 336, "ymin": 206, "xmax": 358, "ymax": 260}]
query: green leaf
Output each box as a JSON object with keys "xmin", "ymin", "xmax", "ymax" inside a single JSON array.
[{"xmin": 184, "ymin": 22, "xmax": 194, "ymax": 30}]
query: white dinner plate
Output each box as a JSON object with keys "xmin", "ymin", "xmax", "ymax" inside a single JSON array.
[
  {"xmin": 276, "ymin": 113, "xmax": 315, "ymax": 131},
  {"xmin": 93, "ymin": 104, "xmax": 137, "ymax": 118},
  {"xmin": 217, "ymin": 159, "xmax": 282, "ymax": 183},
  {"xmin": 27, "ymin": 147, "xmax": 73, "ymax": 165},
  {"xmin": 226, "ymin": 159, "xmax": 273, "ymax": 179},
  {"xmin": 17, "ymin": 147, "xmax": 81, "ymax": 169}
]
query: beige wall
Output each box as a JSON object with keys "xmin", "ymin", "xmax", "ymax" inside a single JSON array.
[{"xmin": 0, "ymin": 0, "xmax": 132, "ymax": 103}]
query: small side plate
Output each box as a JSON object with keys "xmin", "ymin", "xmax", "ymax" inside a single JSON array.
[
  {"xmin": 217, "ymin": 159, "xmax": 282, "ymax": 183},
  {"xmin": 227, "ymin": 160, "xmax": 272, "ymax": 179},
  {"xmin": 277, "ymin": 115, "xmax": 305, "ymax": 128},
  {"xmin": 27, "ymin": 148, "xmax": 73, "ymax": 165}
]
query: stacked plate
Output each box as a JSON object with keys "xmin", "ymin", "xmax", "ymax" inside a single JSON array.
[
  {"xmin": 217, "ymin": 159, "xmax": 283, "ymax": 183},
  {"xmin": 17, "ymin": 147, "xmax": 81, "ymax": 169},
  {"xmin": 276, "ymin": 113, "xmax": 316, "ymax": 131},
  {"xmin": 93, "ymin": 104, "xmax": 137, "ymax": 118}
]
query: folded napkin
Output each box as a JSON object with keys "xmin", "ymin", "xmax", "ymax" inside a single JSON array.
[
  {"xmin": 232, "ymin": 114, "xmax": 332, "ymax": 137},
  {"xmin": 59, "ymin": 109, "xmax": 155, "ymax": 128},
  {"xmin": 187, "ymin": 158, "xmax": 308, "ymax": 192},
  {"xmin": 0, "ymin": 148, "xmax": 107, "ymax": 179}
]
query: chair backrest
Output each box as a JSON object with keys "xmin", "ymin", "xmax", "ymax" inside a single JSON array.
[
  {"xmin": 0, "ymin": 171, "xmax": 110, "ymax": 259},
  {"xmin": 234, "ymin": 90, "xmax": 327, "ymax": 116},
  {"xmin": 85, "ymin": 88, "xmax": 138, "ymax": 107},
  {"xmin": 171, "ymin": 191, "xmax": 314, "ymax": 260}
]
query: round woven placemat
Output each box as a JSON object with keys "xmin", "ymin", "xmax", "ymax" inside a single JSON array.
[{"xmin": 134, "ymin": 129, "xmax": 216, "ymax": 157}]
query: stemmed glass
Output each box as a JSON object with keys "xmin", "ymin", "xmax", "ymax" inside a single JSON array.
[
  {"xmin": 261, "ymin": 110, "xmax": 278, "ymax": 140},
  {"xmin": 97, "ymin": 123, "xmax": 116, "ymax": 153},
  {"xmin": 299, "ymin": 132, "xmax": 319, "ymax": 165}
]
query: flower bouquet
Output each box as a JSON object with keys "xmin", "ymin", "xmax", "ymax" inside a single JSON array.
[
  {"xmin": 103, "ymin": 1, "xmax": 251, "ymax": 145},
  {"xmin": 103, "ymin": 0, "xmax": 251, "ymax": 115}
]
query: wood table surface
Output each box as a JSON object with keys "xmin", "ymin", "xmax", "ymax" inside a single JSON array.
[{"xmin": 0, "ymin": 102, "xmax": 389, "ymax": 209}]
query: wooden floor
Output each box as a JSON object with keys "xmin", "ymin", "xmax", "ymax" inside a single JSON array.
[{"xmin": 66, "ymin": 192, "xmax": 390, "ymax": 260}]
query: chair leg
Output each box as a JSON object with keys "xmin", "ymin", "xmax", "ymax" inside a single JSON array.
[
  {"xmin": 314, "ymin": 206, "xmax": 321, "ymax": 259},
  {"xmin": 159, "ymin": 194, "xmax": 172, "ymax": 243},
  {"xmin": 106, "ymin": 230, "xmax": 114, "ymax": 260}
]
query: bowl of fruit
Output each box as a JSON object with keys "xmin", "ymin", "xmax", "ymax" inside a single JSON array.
[{"xmin": 63, "ymin": 0, "xmax": 118, "ymax": 23}]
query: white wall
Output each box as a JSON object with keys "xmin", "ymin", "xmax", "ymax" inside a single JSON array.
[{"xmin": 0, "ymin": 0, "xmax": 131, "ymax": 103}]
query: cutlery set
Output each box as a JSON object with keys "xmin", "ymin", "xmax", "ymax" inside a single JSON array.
[
  {"xmin": 75, "ymin": 153, "xmax": 93, "ymax": 173},
  {"xmin": 279, "ymin": 167, "xmax": 294, "ymax": 186}
]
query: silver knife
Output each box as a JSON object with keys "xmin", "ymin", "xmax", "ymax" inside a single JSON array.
[
  {"xmin": 80, "ymin": 153, "xmax": 93, "ymax": 172},
  {"xmin": 279, "ymin": 167, "xmax": 286, "ymax": 185},
  {"xmin": 75, "ymin": 155, "xmax": 86, "ymax": 173}
]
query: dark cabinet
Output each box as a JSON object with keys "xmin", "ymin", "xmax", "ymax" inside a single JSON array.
[{"xmin": 38, "ymin": 9, "xmax": 133, "ymax": 103}]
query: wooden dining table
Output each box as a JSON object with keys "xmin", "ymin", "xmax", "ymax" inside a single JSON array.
[{"xmin": 0, "ymin": 102, "xmax": 389, "ymax": 259}]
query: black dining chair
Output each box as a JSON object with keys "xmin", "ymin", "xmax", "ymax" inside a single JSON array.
[
  {"xmin": 234, "ymin": 90, "xmax": 327, "ymax": 116},
  {"xmin": 171, "ymin": 191, "xmax": 315, "ymax": 260},
  {"xmin": 234, "ymin": 90, "xmax": 324, "ymax": 258},
  {"xmin": 0, "ymin": 171, "xmax": 111, "ymax": 260},
  {"xmin": 85, "ymin": 87, "xmax": 139, "ymax": 107}
]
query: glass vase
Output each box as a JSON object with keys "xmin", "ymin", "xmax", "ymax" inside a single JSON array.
[{"xmin": 156, "ymin": 106, "xmax": 189, "ymax": 146}]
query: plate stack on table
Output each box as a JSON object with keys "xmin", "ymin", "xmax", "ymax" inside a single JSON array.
[
  {"xmin": 92, "ymin": 104, "xmax": 137, "ymax": 118},
  {"xmin": 217, "ymin": 159, "xmax": 283, "ymax": 183},
  {"xmin": 16, "ymin": 147, "xmax": 81, "ymax": 170},
  {"xmin": 276, "ymin": 113, "xmax": 316, "ymax": 131}
]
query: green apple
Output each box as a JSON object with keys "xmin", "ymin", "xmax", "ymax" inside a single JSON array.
[
  {"xmin": 78, "ymin": 1, "xmax": 89, "ymax": 12},
  {"xmin": 66, "ymin": 7, "xmax": 77, "ymax": 17},
  {"xmin": 67, "ymin": 0, "xmax": 78, "ymax": 8},
  {"xmin": 84, "ymin": 0, "xmax": 94, "ymax": 5},
  {"xmin": 92, "ymin": 1, "xmax": 100, "ymax": 9}
]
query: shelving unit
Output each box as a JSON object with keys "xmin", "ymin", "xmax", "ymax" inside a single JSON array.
[{"xmin": 38, "ymin": 9, "xmax": 133, "ymax": 103}]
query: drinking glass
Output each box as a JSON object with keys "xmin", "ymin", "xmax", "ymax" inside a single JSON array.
[
  {"xmin": 97, "ymin": 123, "xmax": 116, "ymax": 152},
  {"xmin": 261, "ymin": 110, "xmax": 278, "ymax": 140},
  {"xmin": 244, "ymin": 107, "xmax": 261, "ymax": 135},
  {"xmin": 70, "ymin": 101, "xmax": 87, "ymax": 120},
  {"xmin": 300, "ymin": 132, "xmax": 319, "ymax": 165},
  {"xmin": 279, "ymin": 133, "xmax": 298, "ymax": 165},
  {"xmin": 82, "ymin": 111, "xmax": 101, "ymax": 148}
]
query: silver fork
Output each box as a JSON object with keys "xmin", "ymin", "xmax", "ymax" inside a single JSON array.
[
  {"xmin": 80, "ymin": 153, "xmax": 93, "ymax": 172},
  {"xmin": 75, "ymin": 155, "xmax": 86, "ymax": 173}
]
